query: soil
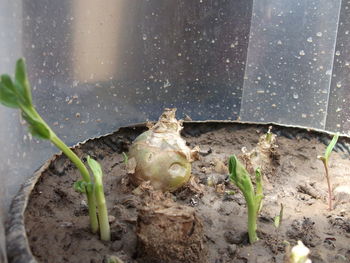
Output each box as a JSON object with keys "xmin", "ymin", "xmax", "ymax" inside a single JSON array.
[{"xmin": 24, "ymin": 122, "xmax": 350, "ymax": 263}]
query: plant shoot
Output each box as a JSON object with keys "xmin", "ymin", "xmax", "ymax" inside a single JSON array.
[
  {"xmin": 0, "ymin": 58, "xmax": 111, "ymax": 237},
  {"xmin": 317, "ymin": 132, "xmax": 339, "ymax": 211},
  {"xmin": 87, "ymin": 156, "xmax": 111, "ymax": 241},
  {"xmin": 274, "ymin": 203, "xmax": 284, "ymax": 228},
  {"xmin": 229, "ymin": 155, "xmax": 263, "ymax": 244}
]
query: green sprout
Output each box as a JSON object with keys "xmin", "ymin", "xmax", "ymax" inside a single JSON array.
[
  {"xmin": 274, "ymin": 203, "xmax": 284, "ymax": 228},
  {"xmin": 106, "ymin": 255, "xmax": 124, "ymax": 263},
  {"xmin": 317, "ymin": 132, "xmax": 339, "ymax": 211},
  {"xmin": 229, "ymin": 155, "xmax": 263, "ymax": 244},
  {"xmin": 87, "ymin": 156, "xmax": 111, "ymax": 241},
  {"xmin": 266, "ymin": 126, "xmax": 273, "ymax": 143},
  {"xmin": 0, "ymin": 58, "xmax": 110, "ymax": 238},
  {"xmin": 122, "ymin": 152, "xmax": 128, "ymax": 164}
]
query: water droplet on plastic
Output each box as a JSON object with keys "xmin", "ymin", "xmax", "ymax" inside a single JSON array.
[
  {"xmin": 336, "ymin": 82, "xmax": 342, "ymax": 88},
  {"xmin": 335, "ymin": 50, "xmax": 340, "ymax": 56},
  {"xmin": 299, "ymin": 50, "xmax": 305, "ymax": 56},
  {"xmin": 307, "ymin": 37, "xmax": 313, "ymax": 43},
  {"xmin": 316, "ymin": 32, "xmax": 323, "ymax": 37},
  {"xmin": 293, "ymin": 92, "xmax": 299, "ymax": 99},
  {"xmin": 142, "ymin": 34, "xmax": 147, "ymax": 40},
  {"xmin": 277, "ymin": 40, "xmax": 282, "ymax": 45}
]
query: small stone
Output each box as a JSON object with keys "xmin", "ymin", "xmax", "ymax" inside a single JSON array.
[
  {"xmin": 111, "ymin": 240, "xmax": 123, "ymax": 252},
  {"xmin": 227, "ymin": 244, "xmax": 237, "ymax": 256},
  {"xmin": 109, "ymin": 215, "xmax": 116, "ymax": 223},
  {"xmin": 80, "ymin": 200, "xmax": 88, "ymax": 208},
  {"xmin": 199, "ymin": 146, "xmax": 212, "ymax": 156},
  {"xmin": 224, "ymin": 230, "xmax": 243, "ymax": 244},
  {"xmin": 334, "ymin": 254, "xmax": 348, "ymax": 262},
  {"xmin": 60, "ymin": 221, "xmax": 73, "ymax": 228},
  {"xmin": 213, "ymin": 159, "xmax": 229, "ymax": 174},
  {"xmin": 334, "ymin": 185, "xmax": 350, "ymax": 204}
]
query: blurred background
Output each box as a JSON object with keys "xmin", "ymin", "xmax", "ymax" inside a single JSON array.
[{"xmin": 0, "ymin": 0, "xmax": 349, "ymax": 260}]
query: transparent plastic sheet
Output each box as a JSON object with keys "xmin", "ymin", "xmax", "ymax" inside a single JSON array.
[
  {"xmin": 1, "ymin": 0, "xmax": 253, "ymax": 213},
  {"xmin": 325, "ymin": 0, "xmax": 350, "ymax": 134},
  {"xmin": 0, "ymin": 2, "xmax": 349, "ymax": 261},
  {"xmin": 239, "ymin": 0, "xmax": 342, "ymax": 129}
]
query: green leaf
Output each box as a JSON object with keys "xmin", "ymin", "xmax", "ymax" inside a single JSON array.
[
  {"xmin": 15, "ymin": 58, "xmax": 32, "ymax": 105},
  {"xmin": 122, "ymin": 152, "xmax": 128, "ymax": 164},
  {"xmin": 74, "ymin": 180, "xmax": 87, "ymax": 193},
  {"xmin": 229, "ymin": 155, "xmax": 250, "ymax": 185},
  {"xmin": 0, "ymin": 81, "xmax": 20, "ymax": 108},
  {"xmin": 21, "ymin": 110, "xmax": 51, "ymax": 139},
  {"xmin": 1, "ymin": 74, "xmax": 15, "ymax": 91},
  {"xmin": 324, "ymin": 133, "xmax": 339, "ymax": 161}
]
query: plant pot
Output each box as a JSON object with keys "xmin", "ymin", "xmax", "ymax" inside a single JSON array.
[{"xmin": 6, "ymin": 122, "xmax": 350, "ymax": 263}]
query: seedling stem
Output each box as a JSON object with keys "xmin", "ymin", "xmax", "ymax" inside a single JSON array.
[
  {"xmin": 0, "ymin": 59, "xmax": 101, "ymax": 232},
  {"xmin": 87, "ymin": 156, "xmax": 111, "ymax": 241},
  {"xmin": 318, "ymin": 132, "xmax": 339, "ymax": 211},
  {"xmin": 229, "ymin": 155, "xmax": 263, "ymax": 244}
]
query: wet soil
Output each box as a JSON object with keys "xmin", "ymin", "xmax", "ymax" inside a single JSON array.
[{"xmin": 24, "ymin": 122, "xmax": 350, "ymax": 263}]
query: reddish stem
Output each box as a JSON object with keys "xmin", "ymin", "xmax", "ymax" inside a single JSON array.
[{"xmin": 322, "ymin": 161, "xmax": 333, "ymax": 211}]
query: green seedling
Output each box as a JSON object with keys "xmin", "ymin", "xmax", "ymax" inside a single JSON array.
[
  {"xmin": 274, "ymin": 203, "xmax": 284, "ymax": 228},
  {"xmin": 106, "ymin": 255, "xmax": 124, "ymax": 263},
  {"xmin": 0, "ymin": 58, "xmax": 110, "ymax": 237},
  {"xmin": 86, "ymin": 156, "xmax": 111, "ymax": 241},
  {"xmin": 225, "ymin": 190, "xmax": 235, "ymax": 195},
  {"xmin": 229, "ymin": 155, "xmax": 263, "ymax": 244},
  {"xmin": 266, "ymin": 126, "xmax": 273, "ymax": 143},
  {"xmin": 122, "ymin": 152, "xmax": 128, "ymax": 164},
  {"xmin": 317, "ymin": 132, "xmax": 339, "ymax": 211}
]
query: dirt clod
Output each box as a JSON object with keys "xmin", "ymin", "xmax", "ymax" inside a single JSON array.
[{"xmin": 136, "ymin": 198, "xmax": 207, "ymax": 263}]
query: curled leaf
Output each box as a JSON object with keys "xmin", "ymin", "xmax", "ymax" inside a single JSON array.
[
  {"xmin": 15, "ymin": 58, "xmax": 32, "ymax": 106},
  {"xmin": 74, "ymin": 180, "xmax": 87, "ymax": 193},
  {"xmin": 0, "ymin": 79, "xmax": 19, "ymax": 108},
  {"xmin": 21, "ymin": 111, "xmax": 51, "ymax": 139}
]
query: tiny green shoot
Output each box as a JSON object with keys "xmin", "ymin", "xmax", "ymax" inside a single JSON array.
[
  {"xmin": 87, "ymin": 156, "xmax": 111, "ymax": 241},
  {"xmin": 229, "ymin": 155, "xmax": 263, "ymax": 244},
  {"xmin": 274, "ymin": 203, "xmax": 284, "ymax": 228},
  {"xmin": 317, "ymin": 132, "xmax": 339, "ymax": 211},
  {"xmin": 225, "ymin": 190, "xmax": 235, "ymax": 195},
  {"xmin": 266, "ymin": 126, "xmax": 273, "ymax": 143},
  {"xmin": 106, "ymin": 255, "xmax": 124, "ymax": 263},
  {"xmin": 122, "ymin": 152, "xmax": 128, "ymax": 164}
]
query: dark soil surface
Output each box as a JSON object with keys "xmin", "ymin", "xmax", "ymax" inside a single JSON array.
[{"xmin": 24, "ymin": 122, "xmax": 350, "ymax": 263}]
